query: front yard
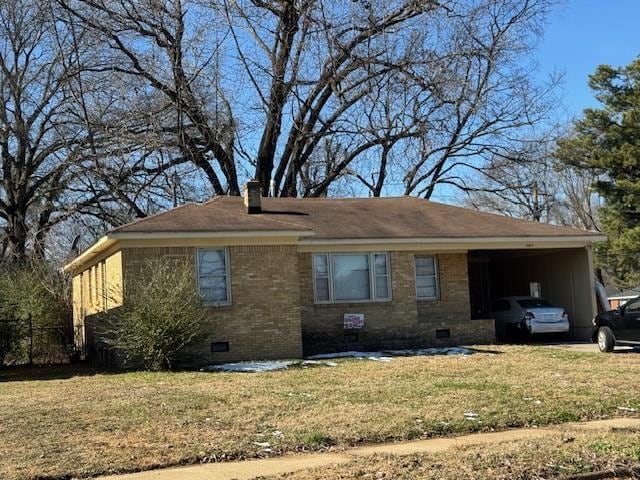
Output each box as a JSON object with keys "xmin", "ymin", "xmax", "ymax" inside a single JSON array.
[
  {"xmin": 265, "ymin": 429, "xmax": 640, "ymax": 480},
  {"xmin": 1, "ymin": 346, "xmax": 639, "ymax": 480}
]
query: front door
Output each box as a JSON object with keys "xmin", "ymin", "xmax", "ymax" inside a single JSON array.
[
  {"xmin": 468, "ymin": 261, "xmax": 490, "ymax": 319},
  {"xmin": 619, "ymin": 297, "xmax": 640, "ymax": 342}
]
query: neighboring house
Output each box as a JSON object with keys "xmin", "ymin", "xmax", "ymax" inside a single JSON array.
[
  {"xmin": 63, "ymin": 181, "xmax": 605, "ymax": 365},
  {"xmin": 606, "ymin": 285, "xmax": 640, "ymax": 309}
]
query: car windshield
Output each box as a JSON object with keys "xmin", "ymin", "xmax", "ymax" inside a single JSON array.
[{"xmin": 517, "ymin": 299, "xmax": 553, "ymax": 309}]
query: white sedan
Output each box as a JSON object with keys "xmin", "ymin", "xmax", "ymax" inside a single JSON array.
[{"xmin": 490, "ymin": 296, "xmax": 570, "ymax": 338}]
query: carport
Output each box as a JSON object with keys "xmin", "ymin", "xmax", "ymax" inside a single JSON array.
[{"xmin": 468, "ymin": 246, "xmax": 598, "ymax": 340}]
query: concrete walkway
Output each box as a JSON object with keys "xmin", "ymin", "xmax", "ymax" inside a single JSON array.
[
  {"xmin": 544, "ymin": 342, "xmax": 639, "ymax": 354},
  {"xmin": 99, "ymin": 418, "xmax": 640, "ymax": 480}
]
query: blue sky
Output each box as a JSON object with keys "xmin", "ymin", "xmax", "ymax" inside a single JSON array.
[
  {"xmin": 537, "ymin": 0, "xmax": 640, "ymax": 118},
  {"xmin": 437, "ymin": 1, "xmax": 639, "ymax": 203}
]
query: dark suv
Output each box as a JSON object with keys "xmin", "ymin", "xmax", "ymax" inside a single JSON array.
[{"xmin": 593, "ymin": 295, "xmax": 640, "ymax": 352}]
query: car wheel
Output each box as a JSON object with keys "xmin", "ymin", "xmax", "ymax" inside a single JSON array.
[{"xmin": 597, "ymin": 327, "xmax": 615, "ymax": 353}]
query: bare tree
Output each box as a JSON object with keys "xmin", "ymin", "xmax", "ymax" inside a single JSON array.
[
  {"xmin": 464, "ymin": 150, "xmax": 562, "ymax": 223},
  {"xmin": 58, "ymin": 0, "xmax": 554, "ymax": 201},
  {"xmin": 464, "ymin": 135, "xmax": 602, "ymax": 230},
  {"xmin": 0, "ymin": 0, "xmax": 102, "ymax": 259},
  {"xmin": 302, "ymin": 71, "xmax": 423, "ymax": 197},
  {"xmin": 554, "ymin": 161, "xmax": 601, "ymax": 231},
  {"xmin": 0, "ymin": 0, "xmax": 206, "ymax": 261},
  {"xmin": 0, "ymin": 0, "xmax": 557, "ymax": 261},
  {"xmin": 59, "ymin": 0, "xmax": 241, "ymax": 196},
  {"xmin": 397, "ymin": 0, "xmax": 556, "ymax": 199}
]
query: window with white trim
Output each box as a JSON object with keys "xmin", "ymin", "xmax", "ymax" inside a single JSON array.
[
  {"xmin": 313, "ymin": 252, "xmax": 391, "ymax": 303},
  {"xmin": 197, "ymin": 249, "xmax": 230, "ymax": 305},
  {"xmin": 373, "ymin": 253, "xmax": 390, "ymax": 300},
  {"xmin": 314, "ymin": 254, "xmax": 330, "ymax": 301},
  {"xmin": 415, "ymin": 255, "xmax": 439, "ymax": 300}
]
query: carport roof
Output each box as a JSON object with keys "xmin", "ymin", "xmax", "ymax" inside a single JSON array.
[{"xmin": 111, "ymin": 196, "xmax": 604, "ymax": 240}]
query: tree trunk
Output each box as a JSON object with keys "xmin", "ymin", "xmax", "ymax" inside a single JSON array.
[
  {"xmin": 5, "ymin": 209, "xmax": 28, "ymax": 261},
  {"xmin": 255, "ymin": 1, "xmax": 300, "ymax": 194}
]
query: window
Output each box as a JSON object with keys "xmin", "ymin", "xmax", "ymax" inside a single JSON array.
[
  {"xmin": 313, "ymin": 253, "xmax": 391, "ymax": 303},
  {"xmin": 624, "ymin": 297, "xmax": 640, "ymax": 313},
  {"xmin": 414, "ymin": 256, "xmax": 439, "ymax": 300},
  {"xmin": 95, "ymin": 261, "xmax": 108, "ymax": 308},
  {"xmin": 529, "ymin": 281, "xmax": 541, "ymax": 298},
  {"xmin": 101, "ymin": 261, "xmax": 107, "ymax": 306},
  {"xmin": 333, "ymin": 254, "xmax": 370, "ymax": 301},
  {"xmin": 91, "ymin": 266, "xmax": 98, "ymax": 306},
  {"xmin": 517, "ymin": 298, "xmax": 552, "ymax": 309},
  {"xmin": 314, "ymin": 254, "xmax": 330, "ymax": 301},
  {"xmin": 197, "ymin": 249, "xmax": 230, "ymax": 305},
  {"xmin": 373, "ymin": 253, "xmax": 390, "ymax": 300}
]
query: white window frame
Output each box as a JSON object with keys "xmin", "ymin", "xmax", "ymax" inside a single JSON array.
[
  {"xmin": 372, "ymin": 252, "xmax": 392, "ymax": 302},
  {"xmin": 196, "ymin": 248, "xmax": 232, "ymax": 306},
  {"xmin": 313, "ymin": 253, "xmax": 331, "ymax": 303},
  {"xmin": 414, "ymin": 255, "xmax": 440, "ymax": 301},
  {"xmin": 312, "ymin": 252, "xmax": 392, "ymax": 304}
]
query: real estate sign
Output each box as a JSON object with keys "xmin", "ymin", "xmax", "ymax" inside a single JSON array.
[{"xmin": 344, "ymin": 313, "xmax": 365, "ymax": 329}]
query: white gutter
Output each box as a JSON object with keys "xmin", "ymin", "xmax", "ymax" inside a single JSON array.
[
  {"xmin": 109, "ymin": 230, "xmax": 315, "ymax": 240},
  {"xmin": 61, "ymin": 235, "xmax": 116, "ymax": 274},
  {"xmin": 297, "ymin": 235, "xmax": 607, "ymax": 246}
]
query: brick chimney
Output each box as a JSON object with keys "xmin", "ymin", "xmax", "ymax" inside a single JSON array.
[{"xmin": 243, "ymin": 180, "xmax": 262, "ymax": 214}]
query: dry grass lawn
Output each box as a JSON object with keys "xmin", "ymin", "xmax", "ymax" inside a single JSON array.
[
  {"xmin": 263, "ymin": 429, "xmax": 640, "ymax": 480},
  {"xmin": 1, "ymin": 346, "xmax": 639, "ymax": 480}
]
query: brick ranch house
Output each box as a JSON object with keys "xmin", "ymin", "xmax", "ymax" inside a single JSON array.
[{"xmin": 63, "ymin": 181, "xmax": 605, "ymax": 365}]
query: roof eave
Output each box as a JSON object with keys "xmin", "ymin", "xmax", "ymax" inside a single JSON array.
[
  {"xmin": 62, "ymin": 231, "xmax": 606, "ymax": 275},
  {"xmin": 109, "ymin": 230, "xmax": 315, "ymax": 240},
  {"xmin": 61, "ymin": 235, "xmax": 118, "ymax": 274},
  {"xmin": 297, "ymin": 234, "xmax": 607, "ymax": 246},
  {"xmin": 61, "ymin": 229, "xmax": 316, "ymax": 275}
]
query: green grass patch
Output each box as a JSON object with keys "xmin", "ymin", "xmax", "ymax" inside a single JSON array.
[{"xmin": 299, "ymin": 431, "xmax": 335, "ymax": 447}]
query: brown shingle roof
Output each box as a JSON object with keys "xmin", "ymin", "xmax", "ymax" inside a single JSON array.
[{"xmin": 111, "ymin": 196, "xmax": 601, "ymax": 239}]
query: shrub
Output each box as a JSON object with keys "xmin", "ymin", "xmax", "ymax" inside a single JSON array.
[
  {"xmin": 0, "ymin": 315, "xmax": 26, "ymax": 367},
  {"xmin": 102, "ymin": 258, "xmax": 207, "ymax": 371},
  {"xmin": 0, "ymin": 260, "xmax": 70, "ymax": 365},
  {"xmin": 0, "ymin": 260, "xmax": 70, "ymax": 328}
]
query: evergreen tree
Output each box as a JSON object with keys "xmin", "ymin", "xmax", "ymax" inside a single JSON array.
[{"xmin": 557, "ymin": 58, "xmax": 640, "ymax": 288}]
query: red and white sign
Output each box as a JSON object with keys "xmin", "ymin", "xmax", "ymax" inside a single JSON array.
[{"xmin": 344, "ymin": 313, "xmax": 365, "ymax": 329}]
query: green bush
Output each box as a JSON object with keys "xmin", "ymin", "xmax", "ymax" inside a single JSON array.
[
  {"xmin": 0, "ymin": 261, "xmax": 69, "ymax": 328},
  {"xmin": 102, "ymin": 258, "xmax": 207, "ymax": 371},
  {"xmin": 0, "ymin": 315, "xmax": 25, "ymax": 367},
  {"xmin": 0, "ymin": 260, "xmax": 70, "ymax": 365}
]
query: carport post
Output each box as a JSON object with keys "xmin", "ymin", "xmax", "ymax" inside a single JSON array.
[{"xmin": 586, "ymin": 245, "xmax": 598, "ymax": 319}]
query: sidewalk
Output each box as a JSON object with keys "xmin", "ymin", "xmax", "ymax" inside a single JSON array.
[{"xmin": 99, "ymin": 418, "xmax": 640, "ymax": 480}]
